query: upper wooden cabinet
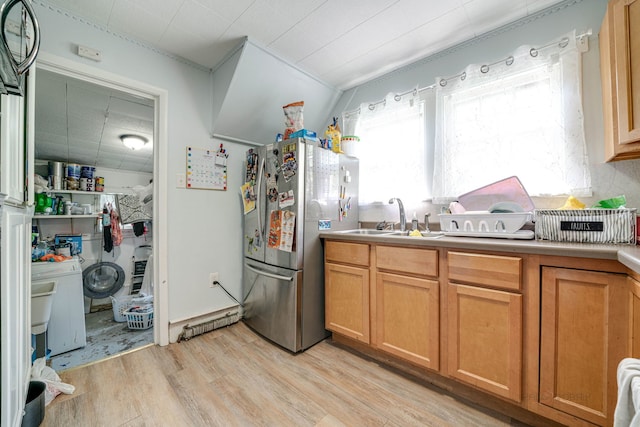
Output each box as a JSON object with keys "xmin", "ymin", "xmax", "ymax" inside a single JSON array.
[{"xmin": 600, "ymin": 0, "xmax": 640, "ymax": 161}]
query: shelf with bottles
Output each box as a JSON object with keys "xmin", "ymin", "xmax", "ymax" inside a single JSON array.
[{"xmin": 33, "ymin": 189, "xmax": 113, "ymax": 218}]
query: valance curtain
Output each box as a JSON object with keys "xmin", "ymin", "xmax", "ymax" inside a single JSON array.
[
  {"xmin": 431, "ymin": 30, "xmax": 591, "ymax": 203},
  {"xmin": 344, "ymin": 91, "xmax": 427, "ymax": 203}
]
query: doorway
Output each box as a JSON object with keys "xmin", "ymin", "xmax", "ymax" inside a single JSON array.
[{"xmin": 32, "ymin": 54, "xmax": 168, "ymax": 369}]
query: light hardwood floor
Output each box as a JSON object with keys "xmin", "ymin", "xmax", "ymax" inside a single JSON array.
[{"xmin": 43, "ymin": 322, "xmax": 529, "ymax": 426}]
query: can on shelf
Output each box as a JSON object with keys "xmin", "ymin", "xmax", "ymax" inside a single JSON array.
[
  {"xmin": 81, "ymin": 166, "xmax": 95, "ymax": 179},
  {"xmin": 95, "ymin": 177, "xmax": 104, "ymax": 192},
  {"xmin": 66, "ymin": 163, "xmax": 81, "ymax": 190},
  {"xmin": 80, "ymin": 177, "xmax": 94, "ymax": 191}
]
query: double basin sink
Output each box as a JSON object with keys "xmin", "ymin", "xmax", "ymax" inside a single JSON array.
[{"xmin": 335, "ymin": 229, "xmax": 444, "ymax": 239}]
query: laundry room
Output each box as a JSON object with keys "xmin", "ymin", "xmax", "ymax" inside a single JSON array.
[{"xmin": 30, "ymin": 68, "xmax": 156, "ymax": 371}]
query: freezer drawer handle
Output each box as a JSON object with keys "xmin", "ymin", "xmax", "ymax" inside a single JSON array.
[{"xmin": 246, "ymin": 264, "xmax": 294, "ymax": 282}]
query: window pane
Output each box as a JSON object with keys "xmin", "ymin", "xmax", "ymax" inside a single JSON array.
[{"xmin": 353, "ymin": 99, "xmax": 427, "ymax": 203}]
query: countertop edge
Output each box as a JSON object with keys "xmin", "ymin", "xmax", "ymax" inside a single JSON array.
[{"xmin": 320, "ymin": 231, "xmax": 640, "ymax": 274}]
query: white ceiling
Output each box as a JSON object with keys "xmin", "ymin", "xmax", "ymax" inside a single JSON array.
[
  {"xmin": 40, "ymin": 0, "xmax": 567, "ymax": 90},
  {"xmin": 35, "ymin": 0, "xmax": 567, "ymax": 173},
  {"xmin": 35, "ymin": 70, "xmax": 155, "ymax": 173}
]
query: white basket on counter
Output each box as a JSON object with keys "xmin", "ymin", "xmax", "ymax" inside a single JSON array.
[{"xmin": 534, "ymin": 208, "xmax": 636, "ymax": 244}]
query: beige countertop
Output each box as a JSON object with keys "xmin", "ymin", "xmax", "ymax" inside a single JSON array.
[{"xmin": 320, "ymin": 230, "xmax": 640, "ymax": 274}]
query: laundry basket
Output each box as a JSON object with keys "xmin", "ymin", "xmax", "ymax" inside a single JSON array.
[
  {"xmin": 124, "ymin": 307, "xmax": 153, "ymax": 330},
  {"xmin": 111, "ymin": 295, "xmax": 136, "ymax": 322},
  {"xmin": 111, "ymin": 294, "xmax": 153, "ymax": 322}
]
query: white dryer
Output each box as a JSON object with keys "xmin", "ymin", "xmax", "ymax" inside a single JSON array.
[{"xmin": 31, "ymin": 258, "xmax": 86, "ymax": 356}]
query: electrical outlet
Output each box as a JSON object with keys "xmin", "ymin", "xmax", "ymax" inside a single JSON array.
[{"xmin": 209, "ymin": 272, "xmax": 219, "ymax": 287}]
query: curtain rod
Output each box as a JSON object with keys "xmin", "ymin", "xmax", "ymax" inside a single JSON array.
[{"xmin": 343, "ymin": 29, "xmax": 592, "ymax": 118}]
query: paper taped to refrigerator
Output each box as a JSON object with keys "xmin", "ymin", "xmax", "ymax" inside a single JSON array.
[{"xmin": 267, "ymin": 210, "xmax": 295, "ymax": 252}]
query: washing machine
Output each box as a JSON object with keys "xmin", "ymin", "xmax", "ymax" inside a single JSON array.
[{"xmin": 31, "ymin": 258, "xmax": 86, "ymax": 356}]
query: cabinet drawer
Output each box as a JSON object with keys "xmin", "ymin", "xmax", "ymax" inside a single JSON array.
[
  {"xmin": 325, "ymin": 241, "xmax": 369, "ymax": 267},
  {"xmin": 448, "ymin": 251, "xmax": 521, "ymax": 291},
  {"xmin": 376, "ymin": 246, "xmax": 438, "ymax": 277}
]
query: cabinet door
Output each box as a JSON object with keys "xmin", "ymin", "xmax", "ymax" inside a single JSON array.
[
  {"xmin": 540, "ymin": 267, "xmax": 628, "ymax": 425},
  {"xmin": 376, "ymin": 272, "xmax": 439, "ymax": 370},
  {"xmin": 0, "ymin": 206, "xmax": 31, "ymax": 427},
  {"xmin": 601, "ymin": 0, "xmax": 640, "ymax": 159},
  {"xmin": 612, "ymin": 0, "xmax": 640, "ymax": 145},
  {"xmin": 447, "ymin": 283, "xmax": 522, "ymax": 401},
  {"xmin": 630, "ymin": 277, "xmax": 640, "ymax": 357},
  {"xmin": 325, "ymin": 262, "xmax": 370, "ymax": 343}
]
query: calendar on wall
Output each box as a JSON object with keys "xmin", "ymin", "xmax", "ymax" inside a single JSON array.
[{"xmin": 186, "ymin": 145, "xmax": 228, "ymax": 190}]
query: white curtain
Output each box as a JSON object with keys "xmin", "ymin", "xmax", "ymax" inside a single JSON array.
[
  {"xmin": 432, "ymin": 30, "xmax": 591, "ymax": 204},
  {"xmin": 345, "ymin": 90, "xmax": 427, "ymax": 203}
]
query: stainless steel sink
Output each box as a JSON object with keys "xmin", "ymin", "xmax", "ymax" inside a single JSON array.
[
  {"xmin": 334, "ymin": 229, "xmax": 444, "ymax": 239},
  {"xmin": 336, "ymin": 229, "xmax": 394, "ymax": 235}
]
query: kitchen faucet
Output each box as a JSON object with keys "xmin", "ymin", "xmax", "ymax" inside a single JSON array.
[{"xmin": 388, "ymin": 198, "xmax": 406, "ymax": 231}]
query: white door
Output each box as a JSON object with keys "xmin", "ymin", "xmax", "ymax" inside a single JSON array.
[{"xmin": 1, "ymin": 203, "xmax": 32, "ymax": 427}]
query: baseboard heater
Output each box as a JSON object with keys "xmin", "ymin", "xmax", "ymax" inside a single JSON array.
[{"xmin": 177, "ymin": 311, "xmax": 240, "ymax": 342}]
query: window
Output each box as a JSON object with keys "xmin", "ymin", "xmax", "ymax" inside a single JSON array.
[
  {"xmin": 432, "ymin": 31, "xmax": 591, "ymax": 203},
  {"xmin": 344, "ymin": 92, "xmax": 428, "ymax": 204}
]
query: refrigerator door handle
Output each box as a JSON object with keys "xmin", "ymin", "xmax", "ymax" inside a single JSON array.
[
  {"xmin": 256, "ymin": 157, "xmax": 266, "ymax": 237},
  {"xmin": 246, "ymin": 264, "xmax": 294, "ymax": 282}
]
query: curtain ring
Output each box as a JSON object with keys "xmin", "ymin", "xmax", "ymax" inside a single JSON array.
[
  {"xmin": 394, "ymin": 94, "xmax": 401, "ymax": 101},
  {"xmin": 368, "ymin": 103, "xmax": 375, "ymax": 111},
  {"xmin": 480, "ymin": 64, "xmax": 489, "ymax": 73},
  {"xmin": 558, "ymin": 37, "xmax": 569, "ymax": 48},
  {"xmin": 460, "ymin": 71, "xmax": 466, "ymax": 81},
  {"xmin": 439, "ymin": 79, "xmax": 447, "ymax": 87},
  {"xmin": 505, "ymin": 56, "xmax": 514, "ymax": 66},
  {"xmin": 529, "ymin": 48, "xmax": 538, "ymax": 57}
]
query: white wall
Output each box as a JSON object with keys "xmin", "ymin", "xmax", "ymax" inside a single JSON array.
[
  {"xmin": 33, "ymin": 2, "xmax": 242, "ymax": 338},
  {"xmin": 330, "ymin": 0, "xmax": 640, "ymax": 225}
]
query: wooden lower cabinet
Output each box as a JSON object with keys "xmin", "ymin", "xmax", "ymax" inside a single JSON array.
[
  {"xmin": 447, "ymin": 283, "xmax": 522, "ymax": 402},
  {"xmin": 325, "ymin": 263, "xmax": 370, "ymax": 342},
  {"xmin": 540, "ymin": 267, "xmax": 628, "ymax": 426},
  {"xmin": 323, "ymin": 239, "xmax": 635, "ymax": 426},
  {"xmin": 324, "ymin": 241, "xmax": 370, "ymax": 343},
  {"xmin": 375, "ymin": 271, "xmax": 439, "ymax": 370},
  {"xmin": 630, "ymin": 277, "xmax": 640, "ymax": 357}
]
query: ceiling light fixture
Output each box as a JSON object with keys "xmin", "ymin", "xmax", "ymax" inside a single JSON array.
[{"xmin": 120, "ymin": 134, "xmax": 149, "ymax": 150}]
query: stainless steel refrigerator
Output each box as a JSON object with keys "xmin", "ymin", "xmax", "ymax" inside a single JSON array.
[{"xmin": 242, "ymin": 137, "xmax": 358, "ymax": 352}]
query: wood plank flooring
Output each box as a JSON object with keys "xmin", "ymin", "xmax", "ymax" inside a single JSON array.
[{"xmin": 43, "ymin": 322, "xmax": 527, "ymax": 427}]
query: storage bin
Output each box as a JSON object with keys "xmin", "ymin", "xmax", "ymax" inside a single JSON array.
[
  {"xmin": 534, "ymin": 208, "xmax": 637, "ymax": 244},
  {"xmin": 124, "ymin": 309, "xmax": 153, "ymax": 330}
]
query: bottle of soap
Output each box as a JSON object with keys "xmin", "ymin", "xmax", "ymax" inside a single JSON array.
[{"xmin": 412, "ymin": 212, "xmax": 419, "ymax": 231}]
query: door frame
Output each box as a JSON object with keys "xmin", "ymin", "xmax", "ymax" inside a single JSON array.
[{"xmin": 35, "ymin": 52, "xmax": 169, "ymax": 346}]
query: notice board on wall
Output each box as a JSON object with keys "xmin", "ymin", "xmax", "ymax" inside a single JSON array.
[{"xmin": 186, "ymin": 146, "xmax": 228, "ymax": 190}]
